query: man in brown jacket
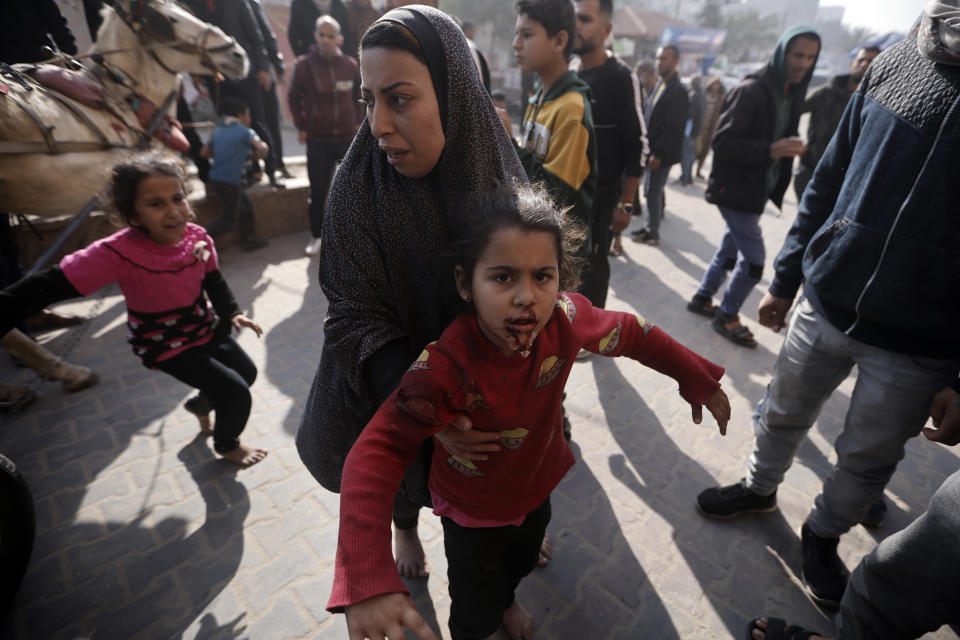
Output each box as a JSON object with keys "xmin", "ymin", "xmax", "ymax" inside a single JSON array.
[{"xmin": 287, "ymin": 15, "xmax": 364, "ymax": 256}]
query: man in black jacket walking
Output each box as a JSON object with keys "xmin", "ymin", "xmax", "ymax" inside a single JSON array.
[
  {"xmin": 574, "ymin": 0, "xmax": 648, "ymax": 311},
  {"xmin": 632, "ymin": 44, "xmax": 686, "ymax": 246},
  {"xmin": 686, "ymin": 25, "xmax": 819, "ymax": 348}
]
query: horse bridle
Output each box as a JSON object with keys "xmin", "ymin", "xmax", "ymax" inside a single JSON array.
[{"xmin": 113, "ymin": 0, "xmax": 241, "ymax": 77}]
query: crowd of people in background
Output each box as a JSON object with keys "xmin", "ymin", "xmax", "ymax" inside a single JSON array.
[{"xmin": 3, "ymin": 1, "xmax": 960, "ymax": 639}]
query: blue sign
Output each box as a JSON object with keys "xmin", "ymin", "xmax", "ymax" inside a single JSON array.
[{"xmin": 659, "ymin": 26, "xmax": 726, "ymax": 56}]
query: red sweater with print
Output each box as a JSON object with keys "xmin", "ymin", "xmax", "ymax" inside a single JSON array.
[{"xmin": 328, "ymin": 293, "xmax": 724, "ymax": 611}]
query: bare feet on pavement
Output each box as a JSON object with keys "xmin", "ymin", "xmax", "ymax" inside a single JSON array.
[
  {"xmin": 537, "ymin": 533, "xmax": 551, "ymax": 567},
  {"xmin": 501, "ymin": 601, "xmax": 535, "ymax": 640},
  {"xmin": 220, "ymin": 444, "xmax": 268, "ymax": 467},
  {"xmin": 395, "ymin": 527, "xmax": 430, "ymax": 578},
  {"xmin": 197, "ymin": 415, "xmax": 214, "ymax": 435}
]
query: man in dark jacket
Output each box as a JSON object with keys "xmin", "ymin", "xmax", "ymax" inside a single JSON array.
[
  {"xmin": 287, "ymin": 16, "xmax": 363, "ymax": 256},
  {"xmin": 695, "ymin": 14, "xmax": 960, "ymax": 611},
  {"xmin": 632, "ymin": 44, "xmax": 686, "ymax": 246},
  {"xmin": 186, "ymin": 0, "xmax": 283, "ymax": 188},
  {"xmin": 0, "ymin": 0, "xmax": 77, "ymax": 64},
  {"xmin": 677, "ymin": 74, "xmax": 705, "ymax": 185},
  {"xmin": 574, "ymin": 0, "xmax": 648, "ymax": 312},
  {"xmin": 687, "ymin": 26, "xmax": 819, "ymax": 348},
  {"xmin": 793, "ymin": 45, "xmax": 879, "ymax": 200},
  {"xmin": 247, "ymin": 0, "xmax": 292, "ymax": 181}
]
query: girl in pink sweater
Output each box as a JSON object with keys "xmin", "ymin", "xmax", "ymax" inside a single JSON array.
[
  {"xmin": 0, "ymin": 155, "xmax": 267, "ymax": 467},
  {"xmin": 331, "ymin": 183, "xmax": 731, "ymax": 640}
]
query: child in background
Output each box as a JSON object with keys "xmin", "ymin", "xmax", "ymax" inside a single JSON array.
[
  {"xmin": 0, "ymin": 155, "xmax": 268, "ymax": 467},
  {"xmin": 507, "ymin": 0, "xmax": 597, "ymax": 250},
  {"xmin": 202, "ymin": 95, "xmax": 270, "ymax": 252},
  {"xmin": 330, "ymin": 183, "xmax": 730, "ymax": 640}
]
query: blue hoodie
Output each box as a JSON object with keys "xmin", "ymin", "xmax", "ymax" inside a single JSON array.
[{"xmin": 770, "ymin": 32, "xmax": 960, "ymax": 358}]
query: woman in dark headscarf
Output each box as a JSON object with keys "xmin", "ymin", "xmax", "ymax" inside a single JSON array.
[{"xmin": 295, "ymin": 4, "xmax": 527, "ymax": 577}]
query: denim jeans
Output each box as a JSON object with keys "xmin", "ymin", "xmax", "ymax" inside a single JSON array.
[
  {"xmin": 745, "ymin": 299, "xmax": 960, "ymax": 538},
  {"xmin": 644, "ymin": 165, "xmax": 670, "ymax": 236},
  {"xmin": 680, "ymin": 135, "xmax": 695, "ymax": 182},
  {"xmin": 695, "ymin": 206, "xmax": 765, "ymax": 315}
]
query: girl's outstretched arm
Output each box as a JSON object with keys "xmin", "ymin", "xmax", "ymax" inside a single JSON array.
[
  {"xmin": 690, "ymin": 388, "xmax": 731, "ymax": 436},
  {"xmin": 346, "ymin": 593, "xmax": 438, "ymax": 640}
]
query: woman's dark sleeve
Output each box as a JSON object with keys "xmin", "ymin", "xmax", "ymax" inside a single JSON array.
[
  {"xmin": 364, "ymin": 340, "xmax": 416, "ymax": 406},
  {"xmin": 202, "ymin": 269, "xmax": 241, "ymax": 321},
  {"xmin": 0, "ymin": 266, "xmax": 81, "ymax": 338}
]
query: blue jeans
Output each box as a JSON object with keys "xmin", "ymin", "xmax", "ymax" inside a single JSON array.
[
  {"xmin": 695, "ymin": 206, "xmax": 764, "ymax": 316},
  {"xmin": 643, "ymin": 165, "xmax": 670, "ymax": 236},
  {"xmin": 680, "ymin": 135, "xmax": 695, "ymax": 182},
  {"xmin": 745, "ymin": 299, "xmax": 960, "ymax": 538}
]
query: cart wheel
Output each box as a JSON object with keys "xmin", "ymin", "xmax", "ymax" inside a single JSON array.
[{"xmin": 0, "ymin": 453, "xmax": 35, "ymax": 617}]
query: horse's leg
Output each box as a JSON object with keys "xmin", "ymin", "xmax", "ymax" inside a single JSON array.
[{"xmin": 0, "ymin": 329, "xmax": 99, "ymax": 392}]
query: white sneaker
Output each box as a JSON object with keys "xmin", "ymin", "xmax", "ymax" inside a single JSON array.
[{"xmin": 305, "ymin": 237, "xmax": 322, "ymax": 256}]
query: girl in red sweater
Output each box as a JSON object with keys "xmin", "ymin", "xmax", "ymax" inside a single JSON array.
[{"xmin": 331, "ymin": 183, "xmax": 731, "ymax": 640}]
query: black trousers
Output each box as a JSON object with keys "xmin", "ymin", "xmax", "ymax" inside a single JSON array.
[
  {"xmin": 442, "ymin": 498, "xmax": 551, "ymax": 640},
  {"xmin": 260, "ymin": 82, "xmax": 285, "ymax": 171},
  {"xmin": 206, "ymin": 181, "xmax": 256, "ymax": 240},
  {"xmin": 580, "ymin": 183, "xmax": 620, "ymax": 309},
  {"xmin": 155, "ymin": 334, "xmax": 257, "ymax": 453},
  {"xmin": 306, "ymin": 140, "xmax": 351, "ymax": 238}
]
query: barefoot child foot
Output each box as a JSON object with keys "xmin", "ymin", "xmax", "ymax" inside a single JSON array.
[
  {"xmin": 537, "ymin": 533, "xmax": 552, "ymax": 567},
  {"xmin": 502, "ymin": 600, "xmax": 535, "ymax": 640},
  {"xmin": 184, "ymin": 396, "xmax": 214, "ymax": 435},
  {"xmin": 220, "ymin": 443, "xmax": 268, "ymax": 467},
  {"xmin": 394, "ymin": 527, "xmax": 429, "ymax": 578}
]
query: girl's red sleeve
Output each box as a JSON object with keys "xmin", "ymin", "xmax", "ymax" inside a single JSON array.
[
  {"xmin": 327, "ymin": 344, "xmax": 462, "ymax": 612},
  {"xmin": 565, "ymin": 292, "xmax": 724, "ymax": 404}
]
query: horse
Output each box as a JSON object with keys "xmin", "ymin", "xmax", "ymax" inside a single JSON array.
[{"xmin": 0, "ymin": 0, "xmax": 248, "ymax": 217}]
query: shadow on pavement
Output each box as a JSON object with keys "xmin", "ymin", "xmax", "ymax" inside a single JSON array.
[{"xmin": 592, "ymin": 356, "xmax": 834, "ymax": 638}]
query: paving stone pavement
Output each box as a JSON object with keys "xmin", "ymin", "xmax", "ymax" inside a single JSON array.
[{"xmin": 2, "ymin": 173, "xmax": 958, "ymax": 640}]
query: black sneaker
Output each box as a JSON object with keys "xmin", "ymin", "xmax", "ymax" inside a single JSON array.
[
  {"xmin": 800, "ymin": 522, "xmax": 847, "ymax": 607},
  {"xmin": 696, "ymin": 480, "xmax": 777, "ymax": 519},
  {"xmin": 860, "ymin": 498, "xmax": 886, "ymax": 529},
  {"xmin": 630, "ymin": 228, "xmax": 649, "ymax": 239}
]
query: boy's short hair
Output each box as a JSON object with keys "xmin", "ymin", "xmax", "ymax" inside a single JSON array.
[
  {"xmin": 491, "ymin": 89, "xmax": 507, "ymax": 102},
  {"xmin": 515, "ymin": 0, "xmax": 576, "ymax": 60},
  {"xmin": 219, "ymin": 95, "xmax": 248, "ymax": 118}
]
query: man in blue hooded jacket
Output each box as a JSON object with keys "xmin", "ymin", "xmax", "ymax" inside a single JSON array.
[
  {"xmin": 696, "ymin": 10, "xmax": 960, "ymax": 612},
  {"xmin": 686, "ymin": 26, "xmax": 820, "ymax": 348}
]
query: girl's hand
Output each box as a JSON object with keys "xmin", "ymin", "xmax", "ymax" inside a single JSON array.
[
  {"xmin": 434, "ymin": 415, "xmax": 502, "ymax": 461},
  {"xmin": 345, "ymin": 593, "xmax": 437, "ymax": 640},
  {"xmin": 690, "ymin": 389, "xmax": 730, "ymax": 436},
  {"xmin": 231, "ymin": 314, "xmax": 263, "ymax": 338}
]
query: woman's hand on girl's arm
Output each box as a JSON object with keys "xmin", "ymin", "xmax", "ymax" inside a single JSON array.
[
  {"xmin": 434, "ymin": 415, "xmax": 502, "ymax": 461},
  {"xmin": 231, "ymin": 314, "xmax": 263, "ymax": 338},
  {"xmin": 690, "ymin": 388, "xmax": 730, "ymax": 436},
  {"xmin": 346, "ymin": 593, "xmax": 438, "ymax": 640}
]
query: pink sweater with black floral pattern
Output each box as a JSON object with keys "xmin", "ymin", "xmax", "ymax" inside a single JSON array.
[{"xmin": 59, "ymin": 223, "xmax": 220, "ymax": 365}]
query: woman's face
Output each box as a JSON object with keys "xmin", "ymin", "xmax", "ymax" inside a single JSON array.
[{"xmin": 360, "ymin": 47, "xmax": 445, "ymax": 179}]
